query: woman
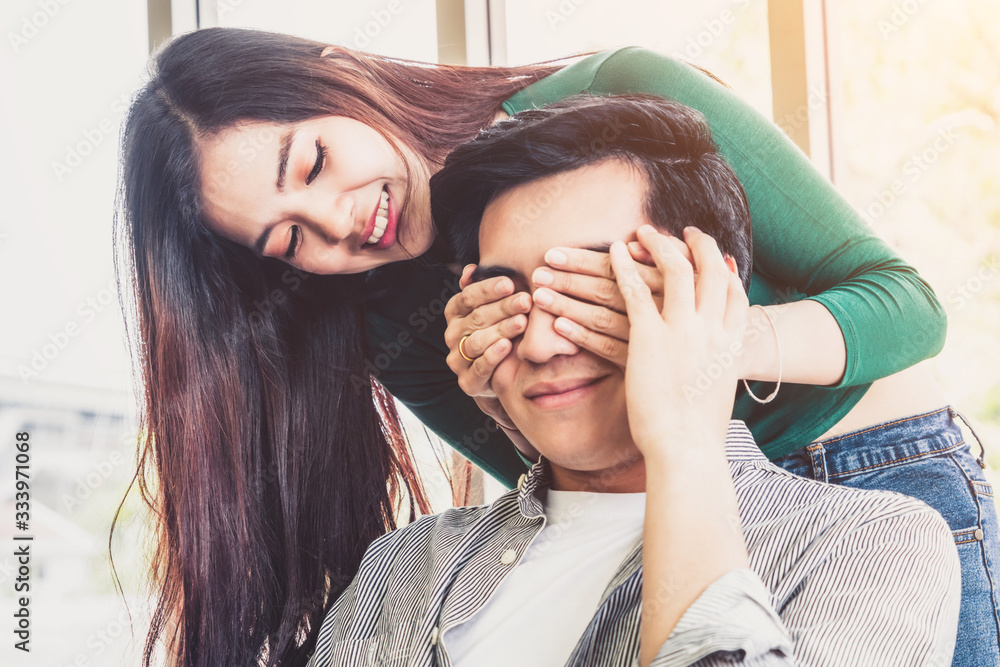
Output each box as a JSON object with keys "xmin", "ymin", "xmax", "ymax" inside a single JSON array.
[{"xmin": 115, "ymin": 27, "xmax": 997, "ymax": 667}]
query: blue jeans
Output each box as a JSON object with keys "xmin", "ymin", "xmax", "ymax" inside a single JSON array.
[{"xmin": 771, "ymin": 406, "xmax": 1000, "ymax": 666}]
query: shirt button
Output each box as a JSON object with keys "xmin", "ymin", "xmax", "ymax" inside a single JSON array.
[
  {"xmin": 517, "ymin": 474, "xmax": 527, "ymax": 491},
  {"xmin": 430, "ymin": 626, "xmax": 439, "ymax": 646},
  {"xmin": 500, "ymin": 548, "xmax": 517, "ymax": 565},
  {"xmin": 975, "ymin": 528, "xmax": 985, "ymax": 541}
]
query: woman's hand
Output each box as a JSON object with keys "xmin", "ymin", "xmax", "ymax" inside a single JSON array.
[
  {"xmin": 444, "ymin": 265, "xmax": 540, "ymax": 457},
  {"xmin": 615, "ymin": 226, "xmax": 750, "ymax": 667},
  {"xmin": 609, "ymin": 225, "xmax": 747, "ymax": 458},
  {"xmin": 533, "ymin": 232, "xmax": 681, "ymax": 369},
  {"xmin": 444, "ymin": 265, "xmax": 532, "ymax": 398}
]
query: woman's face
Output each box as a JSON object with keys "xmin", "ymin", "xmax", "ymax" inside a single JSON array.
[{"xmin": 197, "ymin": 116, "xmax": 435, "ymax": 274}]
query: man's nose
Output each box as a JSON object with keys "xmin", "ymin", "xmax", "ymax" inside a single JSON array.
[{"xmin": 515, "ymin": 304, "xmax": 580, "ymax": 364}]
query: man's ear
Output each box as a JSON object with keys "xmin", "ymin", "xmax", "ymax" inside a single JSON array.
[{"xmin": 723, "ymin": 254, "xmax": 739, "ymax": 276}]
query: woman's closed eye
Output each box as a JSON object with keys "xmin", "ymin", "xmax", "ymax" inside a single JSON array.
[
  {"xmin": 306, "ymin": 139, "xmax": 327, "ymax": 185},
  {"xmin": 282, "ymin": 140, "xmax": 326, "ymax": 259},
  {"xmin": 285, "ymin": 225, "xmax": 301, "ymax": 260}
]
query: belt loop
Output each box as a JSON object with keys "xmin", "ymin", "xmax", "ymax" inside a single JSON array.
[
  {"xmin": 806, "ymin": 443, "xmax": 829, "ymax": 483},
  {"xmin": 951, "ymin": 407, "xmax": 987, "ymax": 469}
]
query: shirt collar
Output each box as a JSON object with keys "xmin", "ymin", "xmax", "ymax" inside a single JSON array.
[
  {"xmin": 723, "ymin": 420, "xmax": 768, "ymax": 462},
  {"xmin": 515, "ymin": 420, "xmax": 765, "ymax": 515}
]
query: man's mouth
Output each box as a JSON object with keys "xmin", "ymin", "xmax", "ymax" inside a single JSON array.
[{"xmin": 524, "ymin": 375, "xmax": 607, "ymax": 409}]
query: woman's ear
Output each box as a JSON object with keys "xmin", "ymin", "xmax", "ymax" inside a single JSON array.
[{"xmin": 321, "ymin": 45, "xmax": 348, "ymax": 58}]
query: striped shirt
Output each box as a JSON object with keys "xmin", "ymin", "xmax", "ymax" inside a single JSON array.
[{"xmin": 307, "ymin": 421, "xmax": 960, "ymax": 666}]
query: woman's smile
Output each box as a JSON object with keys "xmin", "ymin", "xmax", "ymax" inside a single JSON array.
[
  {"xmin": 196, "ymin": 115, "xmax": 436, "ymax": 274},
  {"xmin": 361, "ymin": 184, "xmax": 401, "ymax": 250}
]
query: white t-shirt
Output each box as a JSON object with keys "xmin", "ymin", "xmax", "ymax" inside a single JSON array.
[{"xmin": 444, "ymin": 489, "xmax": 646, "ymax": 666}]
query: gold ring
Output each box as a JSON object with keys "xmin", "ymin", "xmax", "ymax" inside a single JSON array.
[{"xmin": 459, "ymin": 334, "xmax": 475, "ymax": 362}]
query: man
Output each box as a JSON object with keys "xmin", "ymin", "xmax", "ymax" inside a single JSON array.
[{"xmin": 307, "ymin": 95, "xmax": 959, "ymax": 666}]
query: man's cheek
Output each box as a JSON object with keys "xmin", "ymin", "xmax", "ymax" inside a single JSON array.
[{"xmin": 490, "ymin": 359, "xmax": 518, "ymax": 408}]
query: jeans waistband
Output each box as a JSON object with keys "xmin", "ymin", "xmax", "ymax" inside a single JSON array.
[{"xmin": 801, "ymin": 406, "xmax": 969, "ymax": 480}]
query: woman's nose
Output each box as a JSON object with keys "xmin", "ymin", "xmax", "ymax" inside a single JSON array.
[{"xmin": 312, "ymin": 194, "xmax": 355, "ymax": 244}]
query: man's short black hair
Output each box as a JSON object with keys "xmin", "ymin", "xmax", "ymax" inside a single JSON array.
[{"xmin": 430, "ymin": 94, "xmax": 753, "ymax": 292}]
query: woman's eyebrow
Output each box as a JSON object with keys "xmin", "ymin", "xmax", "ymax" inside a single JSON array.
[
  {"xmin": 276, "ymin": 128, "xmax": 296, "ymax": 191},
  {"xmin": 253, "ymin": 223, "xmax": 278, "ymax": 257}
]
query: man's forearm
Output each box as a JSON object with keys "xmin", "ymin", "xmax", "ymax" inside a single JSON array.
[{"xmin": 639, "ymin": 442, "xmax": 750, "ymax": 667}]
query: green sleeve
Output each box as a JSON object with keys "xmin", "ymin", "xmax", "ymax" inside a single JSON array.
[{"xmin": 503, "ymin": 47, "xmax": 947, "ymax": 388}]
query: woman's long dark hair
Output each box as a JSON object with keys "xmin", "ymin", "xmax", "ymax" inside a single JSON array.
[{"xmin": 112, "ymin": 27, "xmax": 562, "ymax": 667}]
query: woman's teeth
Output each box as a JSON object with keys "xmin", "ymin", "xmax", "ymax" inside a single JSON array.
[{"xmin": 366, "ymin": 187, "xmax": 389, "ymax": 245}]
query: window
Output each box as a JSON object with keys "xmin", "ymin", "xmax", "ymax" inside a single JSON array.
[{"xmin": 828, "ymin": 0, "xmax": 1000, "ymax": 466}]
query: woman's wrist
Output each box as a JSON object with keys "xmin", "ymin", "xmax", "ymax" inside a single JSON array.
[
  {"xmin": 738, "ymin": 305, "xmax": 780, "ymax": 381},
  {"xmin": 740, "ymin": 300, "xmax": 848, "ymax": 386}
]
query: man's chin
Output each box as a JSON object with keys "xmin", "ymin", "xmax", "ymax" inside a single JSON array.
[
  {"xmin": 517, "ymin": 421, "xmax": 638, "ymax": 465},
  {"xmin": 502, "ymin": 378, "xmax": 629, "ymax": 466},
  {"xmin": 536, "ymin": 439, "xmax": 646, "ymax": 492}
]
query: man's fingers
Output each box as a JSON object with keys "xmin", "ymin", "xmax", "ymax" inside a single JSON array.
[
  {"xmin": 553, "ymin": 317, "xmax": 629, "ymax": 369},
  {"xmin": 684, "ymin": 227, "xmax": 730, "ymax": 323},
  {"xmin": 636, "ymin": 225, "xmax": 694, "ymax": 320}
]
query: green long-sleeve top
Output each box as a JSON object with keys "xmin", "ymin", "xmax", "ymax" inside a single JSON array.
[{"xmin": 364, "ymin": 47, "xmax": 946, "ymax": 488}]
